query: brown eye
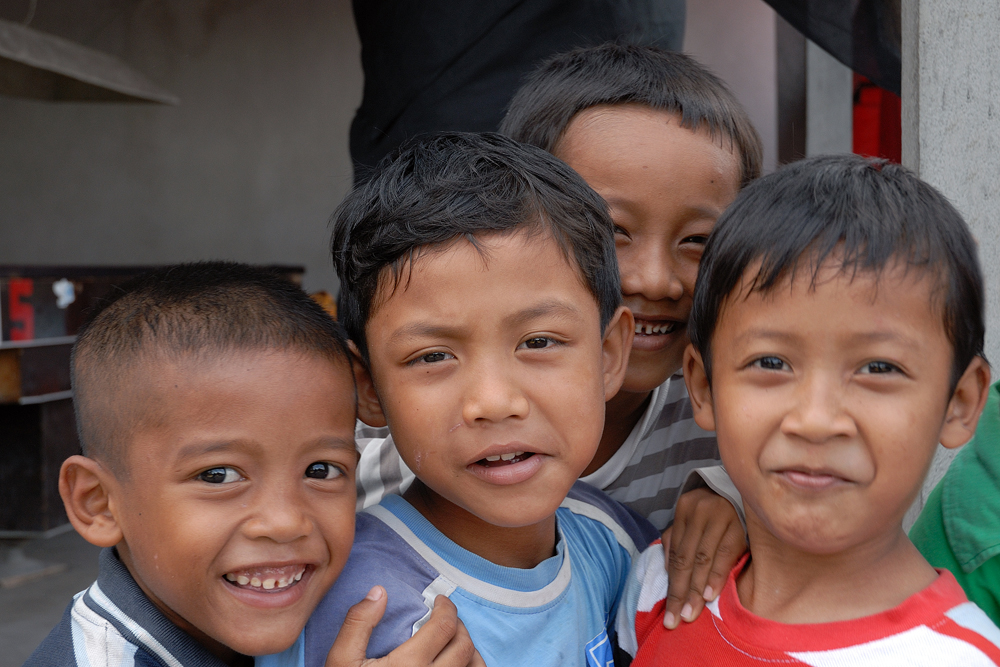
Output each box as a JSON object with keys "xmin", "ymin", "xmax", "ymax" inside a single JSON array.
[
  {"xmin": 198, "ymin": 467, "xmax": 242, "ymax": 484},
  {"xmin": 521, "ymin": 337, "xmax": 552, "ymax": 350},
  {"xmin": 305, "ymin": 462, "xmax": 343, "ymax": 480}
]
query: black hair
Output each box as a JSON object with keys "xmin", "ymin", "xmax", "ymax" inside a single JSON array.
[
  {"xmin": 500, "ymin": 43, "xmax": 763, "ymax": 188},
  {"xmin": 72, "ymin": 261, "xmax": 353, "ymax": 473},
  {"xmin": 332, "ymin": 132, "xmax": 621, "ymax": 362},
  {"xmin": 690, "ymin": 154, "xmax": 986, "ymax": 388}
]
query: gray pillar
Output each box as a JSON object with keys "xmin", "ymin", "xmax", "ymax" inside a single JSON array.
[
  {"xmin": 805, "ymin": 40, "xmax": 854, "ymax": 157},
  {"xmin": 902, "ymin": 0, "xmax": 1000, "ymax": 530}
]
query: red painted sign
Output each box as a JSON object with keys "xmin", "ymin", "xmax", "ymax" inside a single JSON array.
[{"xmin": 8, "ymin": 278, "xmax": 35, "ymax": 341}]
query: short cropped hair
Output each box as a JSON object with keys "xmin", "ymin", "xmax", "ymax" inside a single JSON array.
[
  {"xmin": 500, "ymin": 43, "xmax": 763, "ymax": 188},
  {"xmin": 333, "ymin": 132, "xmax": 621, "ymax": 362},
  {"xmin": 72, "ymin": 261, "xmax": 352, "ymax": 473},
  {"xmin": 690, "ymin": 154, "xmax": 985, "ymax": 388}
]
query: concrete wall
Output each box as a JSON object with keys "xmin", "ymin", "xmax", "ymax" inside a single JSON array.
[
  {"xmin": 901, "ymin": 0, "xmax": 1000, "ymax": 527},
  {"xmin": 0, "ymin": 0, "xmax": 362, "ymax": 294},
  {"xmin": 685, "ymin": 0, "xmax": 779, "ymax": 173}
]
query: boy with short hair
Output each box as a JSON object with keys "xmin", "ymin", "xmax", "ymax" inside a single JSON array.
[
  {"xmin": 28, "ymin": 262, "xmax": 479, "ymax": 667},
  {"xmin": 270, "ymin": 132, "xmax": 659, "ymax": 667},
  {"xmin": 617, "ymin": 155, "xmax": 1000, "ymax": 665},
  {"xmin": 357, "ymin": 43, "xmax": 763, "ymax": 627}
]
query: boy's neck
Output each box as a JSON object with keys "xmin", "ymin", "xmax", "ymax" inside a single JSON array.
[
  {"xmin": 582, "ymin": 389, "xmax": 653, "ymax": 476},
  {"xmin": 736, "ymin": 517, "xmax": 939, "ymax": 624},
  {"xmin": 403, "ymin": 479, "xmax": 558, "ymax": 569}
]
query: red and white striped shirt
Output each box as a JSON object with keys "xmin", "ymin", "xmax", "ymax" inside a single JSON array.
[{"xmin": 617, "ymin": 542, "xmax": 1000, "ymax": 666}]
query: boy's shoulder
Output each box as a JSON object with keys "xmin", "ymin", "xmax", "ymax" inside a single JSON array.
[
  {"xmin": 26, "ymin": 548, "xmax": 228, "ymax": 667},
  {"xmin": 617, "ymin": 544, "xmax": 1000, "ymax": 666},
  {"xmin": 297, "ymin": 484, "xmax": 656, "ymax": 667}
]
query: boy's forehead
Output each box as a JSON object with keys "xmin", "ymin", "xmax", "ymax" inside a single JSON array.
[
  {"xmin": 719, "ymin": 257, "xmax": 948, "ymax": 334},
  {"xmin": 371, "ymin": 228, "xmax": 589, "ymax": 309},
  {"xmin": 364, "ymin": 230, "xmax": 602, "ymax": 346},
  {"xmin": 124, "ymin": 346, "xmax": 356, "ymax": 425}
]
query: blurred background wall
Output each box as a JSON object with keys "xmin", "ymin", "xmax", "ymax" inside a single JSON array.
[
  {"xmin": 0, "ymin": 0, "xmax": 362, "ymax": 294},
  {"xmin": 0, "ymin": 0, "xmax": 783, "ymax": 294}
]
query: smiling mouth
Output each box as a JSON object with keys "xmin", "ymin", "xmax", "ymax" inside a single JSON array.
[
  {"xmin": 634, "ymin": 320, "xmax": 680, "ymax": 336},
  {"xmin": 223, "ymin": 565, "xmax": 308, "ymax": 593},
  {"xmin": 475, "ymin": 451, "xmax": 534, "ymax": 467}
]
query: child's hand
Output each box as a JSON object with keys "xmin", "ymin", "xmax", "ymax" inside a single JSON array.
[
  {"xmin": 662, "ymin": 487, "xmax": 746, "ymax": 629},
  {"xmin": 325, "ymin": 586, "xmax": 485, "ymax": 667}
]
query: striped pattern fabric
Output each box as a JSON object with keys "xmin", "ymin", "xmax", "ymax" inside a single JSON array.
[
  {"xmin": 354, "ymin": 374, "xmax": 724, "ymax": 531},
  {"xmin": 618, "ymin": 543, "xmax": 1000, "ymax": 666},
  {"xmin": 25, "ymin": 548, "xmax": 228, "ymax": 667}
]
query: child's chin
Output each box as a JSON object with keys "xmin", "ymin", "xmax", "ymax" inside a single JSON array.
[
  {"xmin": 622, "ymin": 360, "xmax": 681, "ymax": 394},
  {"xmin": 225, "ymin": 628, "xmax": 303, "ymax": 659}
]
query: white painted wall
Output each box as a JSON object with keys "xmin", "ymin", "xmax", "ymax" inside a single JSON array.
[
  {"xmin": 0, "ymin": 0, "xmax": 363, "ymax": 294},
  {"xmin": 684, "ymin": 0, "xmax": 779, "ymax": 173}
]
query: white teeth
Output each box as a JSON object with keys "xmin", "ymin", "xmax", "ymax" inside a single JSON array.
[
  {"xmin": 485, "ymin": 455, "xmax": 501, "ymax": 462},
  {"xmin": 500, "ymin": 452, "xmax": 516, "ymax": 461},
  {"xmin": 226, "ymin": 567, "xmax": 306, "ymax": 589},
  {"xmin": 635, "ymin": 322, "xmax": 677, "ymax": 335}
]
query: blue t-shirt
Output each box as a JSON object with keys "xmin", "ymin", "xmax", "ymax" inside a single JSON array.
[{"xmin": 259, "ymin": 481, "xmax": 657, "ymax": 667}]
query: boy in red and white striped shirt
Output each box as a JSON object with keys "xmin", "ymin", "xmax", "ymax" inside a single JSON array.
[{"xmin": 616, "ymin": 155, "xmax": 1000, "ymax": 666}]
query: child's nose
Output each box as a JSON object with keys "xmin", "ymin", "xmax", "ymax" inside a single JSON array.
[
  {"xmin": 242, "ymin": 486, "xmax": 314, "ymax": 543},
  {"xmin": 461, "ymin": 358, "xmax": 530, "ymax": 424},
  {"xmin": 621, "ymin": 244, "xmax": 684, "ymax": 302},
  {"xmin": 781, "ymin": 374, "xmax": 858, "ymax": 443}
]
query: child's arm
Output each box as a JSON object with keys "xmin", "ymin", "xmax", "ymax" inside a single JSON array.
[
  {"xmin": 325, "ymin": 587, "xmax": 485, "ymax": 667},
  {"xmin": 662, "ymin": 478, "xmax": 746, "ymax": 628}
]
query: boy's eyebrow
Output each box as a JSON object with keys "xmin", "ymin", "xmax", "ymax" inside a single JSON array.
[
  {"xmin": 389, "ymin": 300, "xmax": 583, "ymax": 342},
  {"xmin": 174, "ymin": 436, "xmax": 356, "ymax": 461},
  {"xmin": 502, "ymin": 299, "xmax": 582, "ymax": 328},
  {"xmin": 733, "ymin": 328, "xmax": 921, "ymax": 347},
  {"xmin": 603, "ymin": 195, "xmax": 724, "ymax": 220}
]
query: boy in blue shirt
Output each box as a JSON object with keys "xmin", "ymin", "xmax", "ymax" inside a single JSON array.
[
  {"xmin": 26, "ymin": 263, "xmax": 479, "ymax": 667},
  {"xmin": 266, "ymin": 133, "xmax": 660, "ymax": 667},
  {"xmin": 357, "ymin": 43, "xmax": 763, "ymax": 630}
]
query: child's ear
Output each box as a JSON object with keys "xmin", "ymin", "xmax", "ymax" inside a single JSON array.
[
  {"xmin": 601, "ymin": 306, "xmax": 634, "ymax": 400},
  {"xmin": 683, "ymin": 344, "xmax": 716, "ymax": 432},
  {"xmin": 59, "ymin": 455, "xmax": 123, "ymax": 548},
  {"xmin": 348, "ymin": 341, "xmax": 387, "ymax": 428},
  {"xmin": 939, "ymin": 355, "xmax": 991, "ymax": 449}
]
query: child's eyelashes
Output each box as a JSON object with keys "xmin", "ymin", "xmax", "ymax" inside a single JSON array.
[
  {"xmin": 197, "ymin": 466, "xmax": 244, "ymax": 484},
  {"xmin": 304, "ymin": 462, "xmax": 344, "ymax": 480},
  {"xmin": 519, "ymin": 336, "xmax": 561, "ymax": 350},
  {"xmin": 751, "ymin": 356, "xmax": 788, "ymax": 371},
  {"xmin": 681, "ymin": 234, "xmax": 709, "ymax": 245},
  {"xmin": 408, "ymin": 350, "xmax": 455, "ymax": 365},
  {"xmin": 859, "ymin": 360, "xmax": 901, "ymax": 375}
]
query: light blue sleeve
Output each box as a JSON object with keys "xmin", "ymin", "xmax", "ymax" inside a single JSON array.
[{"xmin": 256, "ymin": 630, "xmax": 304, "ymax": 667}]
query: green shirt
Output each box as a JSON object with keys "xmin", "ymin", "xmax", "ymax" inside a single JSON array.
[{"xmin": 910, "ymin": 380, "xmax": 1000, "ymax": 624}]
